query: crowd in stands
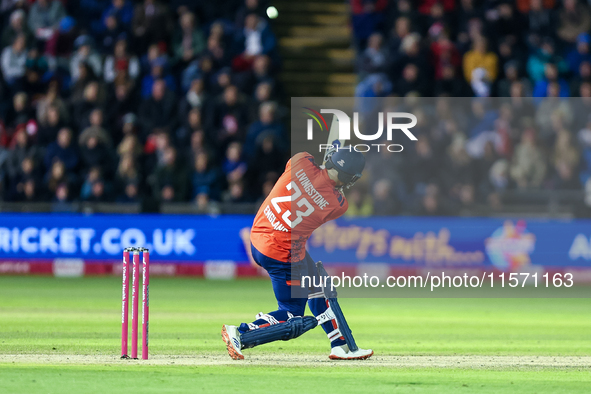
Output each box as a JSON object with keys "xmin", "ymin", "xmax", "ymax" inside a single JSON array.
[
  {"xmin": 350, "ymin": 0, "xmax": 591, "ymax": 216},
  {"xmin": 0, "ymin": 0, "xmax": 287, "ymax": 209}
]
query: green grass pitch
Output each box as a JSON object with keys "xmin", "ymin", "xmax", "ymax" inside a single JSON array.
[{"xmin": 0, "ymin": 276, "xmax": 590, "ymax": 393}]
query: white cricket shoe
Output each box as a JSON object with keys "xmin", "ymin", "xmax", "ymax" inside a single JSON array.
[
  {"xmin": 221, "ymin": 325, "xmax": 244, "ymax": 360},
  {"xmin": 329, "ymin": 344, "xmax": 373, "ymax": 360}
]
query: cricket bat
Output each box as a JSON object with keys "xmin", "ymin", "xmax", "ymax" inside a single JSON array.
[{"xmin": 322, "ymin": 115, "xmax": 347, "ymax": 165}]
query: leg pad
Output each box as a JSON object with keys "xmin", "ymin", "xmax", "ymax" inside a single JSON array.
[{"xmin": 240, "ymin": 316, "xmax": 318, "ymax": 349}]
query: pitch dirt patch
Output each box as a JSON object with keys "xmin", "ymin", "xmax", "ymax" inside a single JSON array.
[{"xmin": 1, "ymin": 354, "xmax": 590, "ymax": 368}]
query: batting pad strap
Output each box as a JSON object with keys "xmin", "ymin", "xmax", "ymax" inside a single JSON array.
[
  {"xmin": 315, "ymin": 307, "xmax": 336, "ymax": 325},
  {"xmin": 327, "ymin": 328, "xmax": 342, "ymax": 342},
  {"xmin": 240, "ymin": 316, "xmax": 318, "ymax": 349}
]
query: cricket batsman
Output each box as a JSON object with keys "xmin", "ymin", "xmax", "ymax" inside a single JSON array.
[{"xmin": 221, "ymin": 147, "xmax": 373, "ymax": 360}]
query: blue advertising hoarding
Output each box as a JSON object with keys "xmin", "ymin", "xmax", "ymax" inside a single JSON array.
[
  {"xmin": 0, "ymin": 214, "xmax": 253, "ymax": 262},
  {"xmin": 0, "ymin": 214, "xmax": 590, "ymax": 270},
  {"xmin": 309, "ymin": 217, "xmax": 591, "ymax": 270}
]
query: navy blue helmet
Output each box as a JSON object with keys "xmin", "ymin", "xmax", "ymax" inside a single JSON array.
[{"xmin": 325, "ymin": 147, "xmax": 365, "ymax": 189}]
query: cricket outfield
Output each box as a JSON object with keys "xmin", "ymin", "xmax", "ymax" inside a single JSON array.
[{"xmin": 1, "ymin": 276, "xmax": 590, "ymax": 393}]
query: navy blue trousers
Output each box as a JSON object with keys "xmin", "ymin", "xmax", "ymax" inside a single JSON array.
[{"xmin": 245, "ymin": 245, "xmax": 345, "ymax": 348}]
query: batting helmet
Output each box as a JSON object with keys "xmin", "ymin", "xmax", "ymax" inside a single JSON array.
[{"xmin": 325, "ymin": 147, "xmax": 365, "ymax": 189}]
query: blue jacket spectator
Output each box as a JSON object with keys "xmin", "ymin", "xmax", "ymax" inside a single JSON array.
[
  {"xmin": 566, "ymin": 33, "xmax": 591, "ymax": 74},
  {"xmin": 232, "ymin": 14, "xmax": 276, "ymax": 58},
  {"xmin": 192, "ymin": 152, "xmax": 223, "ymax": 201},
  {"xmin": 141, "ymin": 58, "xmax": 177, "ymax": 98},
  {"xmin": 93, "ymin": 0, "xmax": 134, "ymax": 35},
  {"xmin": 44, "ymin": 128, "xmax": 79, "ymax": 171},
  {"xmin": 532, "ymin": 63, "xmax": 570, "ymax": 98},
  {"xmin": 244, "ymin": 102, "xmax": 285, "ymax": 159}
]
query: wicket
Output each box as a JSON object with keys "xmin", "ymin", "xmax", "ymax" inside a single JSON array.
[{"xmin": 121, "ymin": 247, "xmax": 150, "ymax": 360}]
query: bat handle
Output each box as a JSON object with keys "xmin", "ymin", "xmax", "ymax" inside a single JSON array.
[{"xmin": 315, "ymin": 261, "xmax": 338, "ymax": 298}]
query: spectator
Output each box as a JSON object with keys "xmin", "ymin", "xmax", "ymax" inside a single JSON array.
[
  {"xmin": 566, "ymin": 33, "xmax": 591, "ymax": 75},
  {"xmin": 372, "ymin": 179, "xmax": 400, "ymax": 216},
  {"xmin": 396, "ymin": 63, "xmax": 428, "ymax": 96},
  {"xmin": 343, "ymin": 187, "xmax": 373, "ymax": 217},
  {"xmin": 150, "ymin": 146, "xmax": 187, "ymax": 202},
  {"xmin": 70, "ymin": 35, "xmax": 103, "ymax": 82},
  {"xmin": 434, "ymin": 64, "xmax": 469, "ymax": 96},
  {"xmin": 430, "ymin": 32, "xmax": 460, "ymax": 81},
  {"xmin": 526, "ymin": 0, "xmax": 555, "ymax": 45},
  {"xmin": 351, "ymin": 0, "xmax": 387, "ymax": 48},
  {"xmin": 209, "ymin": 85, "xmax": 249, "ymax": 147},
  {"xmin": 7, "ymin": 154, "xmax": 37, "ymax": 198},
  {"xmin": 133, "ymin": 0, "xmax": 172, "ymax": 52},
  {"xmin": 99, "ymin": 13, "xmax": 126, "ymax": 55},
  {"xmin": 105, "ymin": 80, "xmax": 136, "ymax": 136},
  {"xmin": 191, "ymin": 151, "xmax": 223, "ymax": 201},
  {"xmin": 23, "ymin": 47, "xmax": 49, "ymax": 98},
  {"xmin": 1, "ymin": 9, "xmax": 33, "ymax": 49},
  {"xmin": 178, "ymin": 77, "xmax": 207, "ymax": 120},
  {"xmin": 27, "ymin": 0, "xmax": 65, "ymax": 47},
  {"xmin": 235, "ymin": 0, "xmax": 265, "ymax": 29},
  {"xmin": 463, "ymin": 35, "xmax": 498, "ymax": 84},
  {"xmin": 0, "ymin": 0, "xmax": 286, "ymax": 207},
  {"xmin": 53, "ymin": 182, "xmax": 71, "ymax": 203},
  {"xmin": 16, "ymin": 177, "xmax": 41, "ymax": 202},
  {"xmin": 486, "ymin": 2, "xmax": 524, "ymax": 45},
  {"xmin": 415, "ymin": 184, "xmax": 450, "ymax": 216},
  {"xmin": 232, "ymin": 13, "xmax": 276, "ymax": 70},
  {"xmin": 44, "ymin": 127, "xmax": 78, "ymax": 171},
  {"xmin": 497, "ymin": 61, "xmax": 532, "ymax": 97},
  {"xmin": 222, "ymin": 141, "xmax": 246, "ymax": 184},
  {"xmin": 532, "ymin": 63, "xmax": 570, "ymax": 98},
  {"xmin": 570, "ymin": 62, "xmax": 591, "ymax": 96},
  {"xmin": 47, "ymin": 15, "xmax": 78, "ymax": 58},
  {"xmin": 552, "ymin": 160, "xmax": 581, "ymax": 190},
  {"xmin": 72, "ymin": 82, "xmax": 106, "ymax": 131},
  {"xmin": 246, "ymin": 135, "xmax": 284, "ymax": 197},
  {"xmin": 140, "ymin": 57, "xmax": 176, "ymax": 98},
  {"xmin": 94, "ymin": 0, "xmax": 134, "ymax": 35},
  {"xmin": 388, "ymin": 16, "xmax": 411, "ymax": 55},
  {"xmin": 390, "ymin": 33, "xmax": 429, "ymax": 85},
  {"xmin": 80, "ymin": 166, "xmax": 102, "ymax": 200},
  {"xmin": 117, "ymin": 134, "xmax": 142, "ymax": 163},
  {"xmin": 510, "ymin": 129, "xmax": 547, "ymax": 189},
  {"xmin": 553, "ymin": 129, "xmax": 580, "ymax": 173},
  {"xmin": 235, "ymin": 54, "xmax": 273, "ymax": 96},
  {"xmin": 1, "ymin": 34, "xmax": 26, "ymax": 89},
  {"xmin": 78, "ymin": 125, "xmax": 115, "ymax": 173},
  {"xmin": 223, "ymin": 179, "xmax": 249, "ymax": 203},
  {"xmin": 489, "ymin": 159, "xmax": 511, "ymax": 192},
  {"xmin": 441, "ymin": 138, "xmax": 476, "ymax": 201},
  {"xmin": 139, "ymin": 79, "xmax": 178, "ymax": 136},
  {"xmin": 175, "ymin": 108, "xmax": 204, "ymax": 149},
  {"xmin": 37, "ymin": 104, "xmax": 65, "ymax": 146},
  {"xmin": 69, "ymin": 62, "xmax": 98, "ymax": 104},
  {"xmin": 5, "ymin": 91, "xmax": 30, "ymax": 130},
  {"xmin": 557, "ymin": 0, "xmax": 591, "ymax": 45},
  {"xmin": 186, "ymin": 129, "xmax": 210, "ymax": 162},
  {"xmin": 117, "ymin": 181, "xmax": 140, "ymax": 203},
  {"xmin": 5, "ymin": 128, "xmax": 41, "ymax": 181},
  {"xmin": 244, "ymin": 101, "xmax": 285, "ymax": 157},
  {"xmin": 85, "ymin": 178, "xmax": 112, "ymax": 202},
  {"xmin": 527, "ymin": 37, "xmax": 568, "ymax": 83},
  {"xmin": 358, "ymin": 32, "xmax": 388, "ymax": 80},
  {"xmin": 44, "ymin": 159, "xmax": 74, "ymax": 198},
  {"xmin": 103, "ymin": 38, "xmax": 140, "ymax": 83},
  {"xmin": 173, "ymin": 11, "xmax": 205, "ymax": 66},
  {"xmin": 535, "ymin": 90, "xmax": 575, "ymax": 142}
]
